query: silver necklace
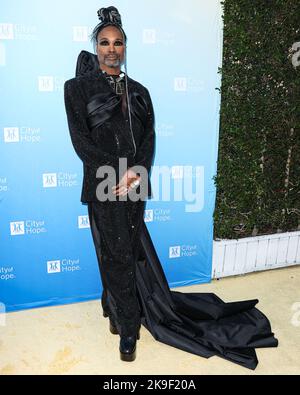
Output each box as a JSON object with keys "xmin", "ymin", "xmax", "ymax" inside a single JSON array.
[{"xmin": 101, "ymin": 69, "xmax": 125, "ymax": 95}]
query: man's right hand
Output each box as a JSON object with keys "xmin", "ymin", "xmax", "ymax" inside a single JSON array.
[{"xmin": 112, "ymin": 168, "xmax": 141, "ymax": 196}]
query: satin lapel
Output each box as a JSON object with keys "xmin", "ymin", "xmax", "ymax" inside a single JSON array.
[
  {"xmin": 86, "ymin": 92, "xmax": 122, "ymax": 130},
  {"xmin": 97, "ymin": 71, "xmax": 138, "ymax": 150},
  {"xmin": 87, "ymin": 70, "xmax": 142, "ymax": 155},
  {"xmin": 87, "ymin": 71, "xmax": 139, "ymax": 154}
]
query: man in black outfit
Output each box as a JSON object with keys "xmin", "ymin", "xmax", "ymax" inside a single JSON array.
[
  {"xmin": 64, "ymin": 6, "xmax": 155, "ymax": 362},
  {"xmin": 63, "ymin": 6, "xmax": 279, "ymax": 371}
]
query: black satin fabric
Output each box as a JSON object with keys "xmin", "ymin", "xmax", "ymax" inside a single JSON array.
[
  {"xmin": 86, "ymin": 92, "xmax": 122, "ymax": 130},
  {"xmin": 137, "ymin": 223, "xmax": 278, "ymax": 370},
  {"xmin": 67, "ymin": 50, "xmax": 278, "ymax": 370}
]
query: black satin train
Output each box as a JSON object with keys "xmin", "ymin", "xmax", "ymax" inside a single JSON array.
[{"xmin": 137, "ymin": 222, "xmax": 278, "ymax": 370}]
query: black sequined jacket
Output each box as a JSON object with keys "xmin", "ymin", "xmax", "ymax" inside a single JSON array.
[{"xmin": 64, "ymin": 64, "xmax": 155, "ymax": 203}]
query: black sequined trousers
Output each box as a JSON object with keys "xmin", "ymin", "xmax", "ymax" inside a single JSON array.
[{"xmin": 87, "ymin": 198, "xmax": 146, "ymax": 337}]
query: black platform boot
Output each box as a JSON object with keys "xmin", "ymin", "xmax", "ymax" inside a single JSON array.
[
  {"xmin": 109, "ymin": 319, "xmax": 140, "ymax": 339},
  {"xmin": 119, "ymin": 334, "xmax": 138, "ymax": 362},
  {"xmin": 109, "ymin": 318, "xmax": 119, "ymax": 335}
]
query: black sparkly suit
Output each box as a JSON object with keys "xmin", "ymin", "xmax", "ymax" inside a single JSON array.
[{"xmin": 64, "ymin": 65, "xmax": 155, "ymax": 336}]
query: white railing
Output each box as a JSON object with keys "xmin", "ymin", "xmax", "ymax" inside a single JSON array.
[{"xmin": 212, "ymin": 230, "xmax": 300, "ymax": 278}]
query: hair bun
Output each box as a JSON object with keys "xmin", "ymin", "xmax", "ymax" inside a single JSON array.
[{"xmin": 97, "ymin": 6, "xmax": 123, "ymax": 26}]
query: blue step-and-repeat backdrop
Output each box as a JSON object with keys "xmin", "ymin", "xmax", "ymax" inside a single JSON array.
[{"xmin": 0, "ymin": 0, "xmax": 223, "ymax": 312}]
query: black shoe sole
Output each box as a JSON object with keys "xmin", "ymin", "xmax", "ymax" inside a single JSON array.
[{"xmin": 120, "ymin": 347, "xmax": 136, "ymax": 362}]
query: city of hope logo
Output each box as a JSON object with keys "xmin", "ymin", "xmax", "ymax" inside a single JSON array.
[
  {"xmin": 10, "ymin": 221, "xmax": 25, "ymax": 236},
  {"xmin": 4, "ymin": 127, "xmax": 19, "ymax": 142},
  {"xmin": 47, "ymin": 259, "xmax": 80, "ymax": 273},
  {"xmin": 10, "ymin": 220, "xmax": 46, "ymax": 236},
  {"xmin": 78, "ymin": 215, "xmax": 90, "ymax": 229},
  {"xmin": 43, "ymin": 173, "xmax": 57, "ymax": 188},
  {"xmin": 143, "ymin": 29, "xmax": 156, "ymax": 44},
  {"xmin": 73, "ymin": 26, "xmax": 90, "ymax": 42},
  {"xmin": 38, "ymin": 76, "xmax": 54, "ymax": 92},
  {"xmin": 144, "ymin": 210, "xmax": 153, "ymax": 222},
  {"xmin": 169, "ymin": 246, "xmax": 181, "ymax": 258},
  {"xmin": 47, "ymin": 260, "xmax": 61, "ymax": 274},
  {"xmin": 0, "ymin": 23, "xmax": 14, "ymax": 39},
  {"xmin": 4, "ymin": 127, "xmax": 41, "ymax": 143}
]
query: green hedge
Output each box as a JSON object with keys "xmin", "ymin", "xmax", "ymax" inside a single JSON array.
[{"xmin": 213, "ymin": 0, "xmax": 300, "ymax": 239}]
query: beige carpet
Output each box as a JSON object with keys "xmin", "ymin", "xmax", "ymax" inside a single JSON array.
[{"xmin": 0, "ymin": 265, "xmax": 299, "ymax": 375}]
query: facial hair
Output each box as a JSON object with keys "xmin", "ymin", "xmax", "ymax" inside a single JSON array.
[{"xmin": 104, "ymin": 55, "xmax": 122, "ymax": 68}]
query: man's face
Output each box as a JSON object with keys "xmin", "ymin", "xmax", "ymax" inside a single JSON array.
[{"xmin": 96, "ymin": 26, "xmax": 125, "ymax": 70}]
